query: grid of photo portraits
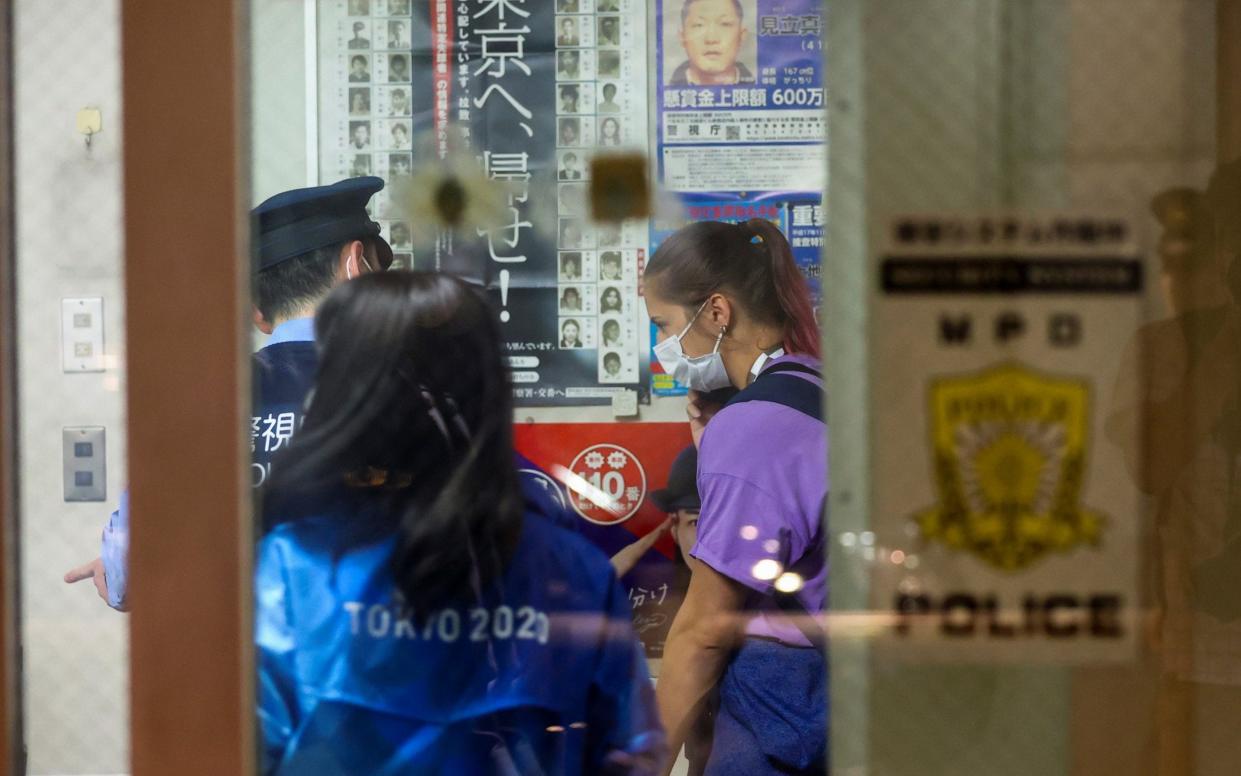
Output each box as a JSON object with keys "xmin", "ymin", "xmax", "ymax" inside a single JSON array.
[
  {"xmin": 556, "ymin": 0, "xmax": 641, "ymax": 385},
  {"xmin": 336, "ymin": 0, "xmax": 415, "ymax": 269}
]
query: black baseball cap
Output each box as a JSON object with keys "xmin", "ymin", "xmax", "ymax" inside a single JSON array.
[
  {"xmin": 252, "ymin": 176, "xmax": 393, "ymax": 273},
  {"xmin": 649, "ymin": 445, "xmax": 700, "ymax": 512}
]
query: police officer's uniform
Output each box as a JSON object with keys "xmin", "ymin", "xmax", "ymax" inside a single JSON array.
[{"xmin": 100, "ymin": 177, "xmax": 575, "ymax": 607}]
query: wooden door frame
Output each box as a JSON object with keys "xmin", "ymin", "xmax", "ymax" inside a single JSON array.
[{"xmin": 122, "ymin": 1, "xmax": 253, "ymax": 774}]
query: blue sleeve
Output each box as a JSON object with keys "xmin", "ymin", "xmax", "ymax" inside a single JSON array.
[
  {"xmin": 100, "ymin": 490, "xmax": 129, "ymax": 610},
  {"xmin": 255, "ymin": 534, "xmax": 300, "ymax": 775},
  {"xmin": 585, "ymin": 572, "xmax": 666, "ymax": 774}
]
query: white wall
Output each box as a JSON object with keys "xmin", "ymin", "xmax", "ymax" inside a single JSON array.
[{"xmin": 14, "ymin": 1, "xmax": 129, "ymax": 774}]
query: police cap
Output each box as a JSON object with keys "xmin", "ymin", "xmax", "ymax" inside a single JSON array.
[
  {"xmin": 649, "ymin": 445, "xmax": 700, "ymax": 512},
  {"xmin": 252, "ymin": 176, "xmax": 394, "ymax": 273}
]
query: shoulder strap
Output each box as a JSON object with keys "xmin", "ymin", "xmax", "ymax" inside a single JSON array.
[{"xmin": 724, "ymin": 362, "xmax": 824, "ymax": 422}]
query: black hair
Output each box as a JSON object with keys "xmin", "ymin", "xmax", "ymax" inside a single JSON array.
[
  {"xmin": 681, "ymin": 0, "xmax": 744, "ymax": 25},
  {"xmin": 603, "ymin": 352, "xmax": 621, "ymax": 368},
  {"xmin": 269, "ymin": 271, "xmax": 523, "ymax": 617},
  {"xmin": 602, "ymin": 83, "xmax": 617, "ymax": 97},
  {"xmin": 254, "ymin": 241, "xmax": 349, "ymax": 323},
  {"xmin": 646, "ymin": 219, "xmax": 819, "ymax": 357}
]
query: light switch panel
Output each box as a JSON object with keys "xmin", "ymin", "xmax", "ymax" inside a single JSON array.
[
  {"xmin": 61, "ymin": 297, "xmax": 104, "ymax": 372},
  {"xmin": 63, "ymin": 426, "xmax": 106, "ymax": 502}
]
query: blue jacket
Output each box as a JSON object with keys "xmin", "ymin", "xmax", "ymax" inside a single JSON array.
[
  {"xmin": 256, "ymin": 507, "xmax": 664, "ymax": 775},
  {"xmin": 101, "ymin": 318, "xmax": 575, "ymax": 608}
]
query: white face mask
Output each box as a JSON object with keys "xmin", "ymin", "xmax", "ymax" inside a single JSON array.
[{"xmin": 653, "ymin": 299, "xmax": 732, "ymax": 392}]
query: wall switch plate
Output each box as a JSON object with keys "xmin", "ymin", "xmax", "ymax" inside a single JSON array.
[
  {"xmin": 63, "ymin": 427, "xmax": 106, "ymax": 502},
  {"xmin": 61, "ymin": 297, "xmax": 104, "ymax": 372}
]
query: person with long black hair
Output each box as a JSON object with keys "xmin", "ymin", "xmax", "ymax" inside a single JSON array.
[
  {"xmin": 256, "ymin": 271, "xmax": 664, "ymax": 775},
  {"xmin": 645, "ymin": 219, "xmax": 826, "ymax": 775}
]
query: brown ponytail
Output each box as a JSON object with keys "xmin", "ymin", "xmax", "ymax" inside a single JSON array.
[
  {"xmin": 743, "ymin": 218, "xmax": 820, "ymax": 358},
  {"xmin": 646, "ymin": 219, "xmax": 820, "ymax": 358}
]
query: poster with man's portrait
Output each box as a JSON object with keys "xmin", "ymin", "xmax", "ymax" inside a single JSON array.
[{"xmin": 661, "ymin": 0, "xmax": 757, "ymax": 87}]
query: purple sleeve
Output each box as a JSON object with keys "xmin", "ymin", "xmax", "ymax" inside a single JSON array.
[{"xmin": 689, "ymin": 472, "xmax": 807, "ymax": 595}]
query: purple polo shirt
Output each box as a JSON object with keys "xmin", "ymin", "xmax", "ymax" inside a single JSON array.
[{"xmin": 690, "ymin": 353, "xmax": 827, "ymax": 645}]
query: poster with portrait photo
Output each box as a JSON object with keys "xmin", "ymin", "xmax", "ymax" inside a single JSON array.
[
  {"xmin": 376, "ymin": 119, "xmax": 412, "ymax": 150},
  {"xmin": 597, "ymin": 284, "xmax": 633, "ymax": 316},
  {"xmin": 555, "ymin": 15, "xmax": 594, "ymax": 48},
  {"xmin": 390, "ymin": 252, "xmax": 413, "ymax": 270},
  {"xmin": 347, "ymin": 120, "xmax": 372, "ymax": 150},
  {"xmin": 348, "ymin": 154, "xmax": 373, "ymax": 177},
  {"xmin": 379, "ymin": 52, "xmax": 412, "ymax": 82},
  {"xmin": 596, "ymin": 116, "xmax": 624, "ymax": 148},
  {"xmin": 557, "ymin": 183, "xmax": 588, "ymax": 217},
  {"xmin": 344, "ymin": 19, "xmax": 372, "ymax": 49},
  {"xmin": 384, "ymin": 152, "xmax": 412, "ymax": 178},
  {"xmin": 317, "ymin": 0, "xmax": 651, "ymax": 406},
  {"xmin": 381, "ymin": 0, "xmax": 412, "ymax": 15},
  {"xmin": 345, "ymin": 53, "xmax": 372, "ymax": 82},
  {"xmin": 655, "ymin": 0, "xmax": 825, "ymax": 193},
  {"xmin": 599, "ymin": 314, "xmax": 636, "ymax": 350},
  {"xmin": 589, "ymin": 221, "xmax": 618, "ymax": 249},
  {"xmin": 596, "ymin": 81, "xmax": 624, "ymax": 113},
  {"xmin": 558, "ymin": 250, "xmax": 596, "ymax": 282},
  {"xmin": 556, "ymin": 149, "xmax": 588, "ymax": 181},
  {"xmin": 559, "ymin": 218, "xmax": 595, "ymax": 250},
  {"xmin": 347, "ymin": 87, "xmax": 372, "ymax": 116},
  {"xmin": 346, "ymin": 0, "xmax": 370, "ymax": 16},
  {"xmin": 388, "ymin": 221, "xmax": 413, "ymax": 251},
  {"xmin": 599, "ymin": 350, "xmax": 637, "ymax": 383},
  {"xmin": 555, "ymin": 48, "xmax": 595, "ymax": 80},
  {"xmin": 385, "ymin": 18, "xmax": 412, "ymax": 49},
  {"xmin": 374, "ymin": 85, "xmax": 413, "ymax": 116},
  {"xmin": 596, "ymin": 0, "xmax": 620, "ymax": 11},
  {"xmin": 557, "ymin": 83, "xmax": 596, "ymax": 115},
  {"xmin": 557, "ymin": 285, "xmax": 596, "ymax": 316},
  {"xmin": 596, "ymin": 250, "xmax": 636, "ymax": 282},
  {"xmin": 557, "ymin": 317, "xmax": 597, "ymax": 349},
  {"xmin": 660, "ymin": 0, "xmax": 757, "ymax": 87},
  {"xmin": 596, "ymin": 15, "xmax": 623, "ymax": 47}
]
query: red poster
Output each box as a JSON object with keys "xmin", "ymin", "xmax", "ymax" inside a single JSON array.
[{"xmin": 514, "ymin": 422, "xmax": 694, "ymax": 661}]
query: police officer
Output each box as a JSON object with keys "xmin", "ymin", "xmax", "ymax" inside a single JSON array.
[
  {"xmin": 257, "ymin": 271, "xmax": 664, "ymax": 774},
  {"xmin": 66, "ymin": 177, "xmax": 574, "ymax": 609},
  {"xmin": 65, "ymin": 177, "xmax": 392, "ymax": 609}
]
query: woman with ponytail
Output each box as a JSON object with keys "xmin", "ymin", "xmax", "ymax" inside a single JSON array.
[
  {"xmin": 645, "ymin": 220, "xmax": 826, "ymax": 775},
  {"xmin": 256, "ymin": 271, "xmax": 663, "ymax": 775}
]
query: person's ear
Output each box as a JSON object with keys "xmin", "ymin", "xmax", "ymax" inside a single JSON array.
[
  {"xmin": 336, "ymin": 239, "xmax": 368, "ymax": 281},
  {"xmin": 252, "ymin": 306, "xmax": 274, "ymax": 335},
  {"xmin": 706, "ymin": 292, "xmax": 732, "ymax": 331}
]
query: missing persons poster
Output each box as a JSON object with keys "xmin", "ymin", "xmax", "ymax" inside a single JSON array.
[
  {"xmin": 651, "ymin": 0, "xmax": 825, "ymax": 397},
  {"xmin": 316, "ymin": 0, "xmax": 652, "ymax": 407},
  {"xmin": 870, "ymin": 215, "xmax": 1143, "ymax": 662}
]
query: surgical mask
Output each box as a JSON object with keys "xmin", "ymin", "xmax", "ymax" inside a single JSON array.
[{"xmin": 654, "ymin": 299, "xmax": 732, "ymax": 392}]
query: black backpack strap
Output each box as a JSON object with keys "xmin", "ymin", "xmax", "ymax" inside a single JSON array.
[{"xmin": 724, "ymin": 362, "xmax": 824, "ymax": 422}]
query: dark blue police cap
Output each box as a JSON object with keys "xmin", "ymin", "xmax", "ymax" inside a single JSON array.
[{"xmin": 252, "ymin": 176, "xmax": 394, "ymax": 273}]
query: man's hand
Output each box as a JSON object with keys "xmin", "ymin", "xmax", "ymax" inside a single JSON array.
[
  {"xmin": 64, "ymin": 557, "xmax": 116, "ymax": 608},
  {"xmin": 610, "ymin": 518, "xmax": 671, "ymax": 577}
]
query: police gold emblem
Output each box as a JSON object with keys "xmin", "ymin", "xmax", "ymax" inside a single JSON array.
[{"xmin": 914, "ymin": 363, "xmax": 1104, "ymax": 571}]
